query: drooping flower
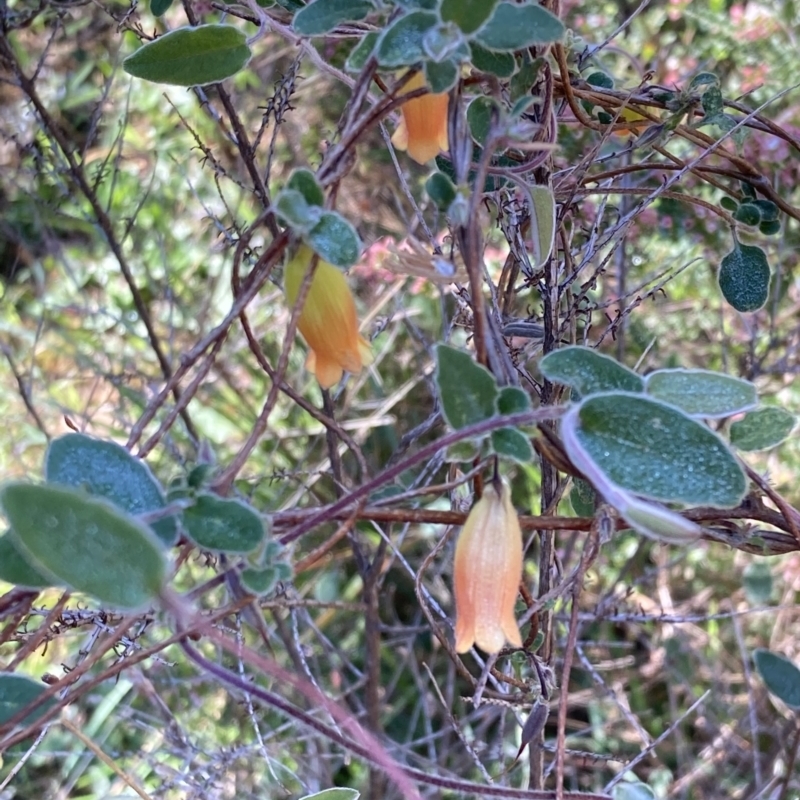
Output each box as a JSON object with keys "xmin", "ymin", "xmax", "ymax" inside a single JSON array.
[
  {"xmin": 390, "ymin": 72, "xmax": 449, "ymax": 165},
  {"xmin": 453, "ymin": 479, "xmax": 524, "ymax": 654},
  {"xmin": 284, "ymin": 245, "xmax": 373, "ymax": 389}
]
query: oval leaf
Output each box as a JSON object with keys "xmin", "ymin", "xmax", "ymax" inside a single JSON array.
[
  {"xmin": 0, "ymin": 532, "xmax": 55, "ymax": 589},
  {"xmin": 46, "ymin": 433, "xmax": 177, "ymax": 546},
  {"xmin": 345, "ymin": 32, "xmax": 379, "ymax": 72},
  {"xmin": 1, "ymin": 483, "xmax": 166, "ymax": 609},
  {"xmin": 286, "ymin": 168, "xmax": 324, "ymax": 207},
  {"xmin": 440, "ymin": 0, "xmax": 498, "ymax": 34},
  {"xmin": 743, "ymin": 561, "xmax": 773, "ymax": 605},
  {"xmin": 566, "ymin": 392, "xmax": 746, "ymax": 507},
  {"xmin": 491, "ymin": 428, "xmax": 533, "ymax": 463},
  {"xmin": 306, "ymin": 211, "xmax": 361, "ymax": 268},
  {"xmin": 435, "ymin": 344, "xmax": 498, "ymax": 429},
  {"xmin": 182, "ymin": 493, "xmax": 265, "ymax": 553},
  {"xmin": 475, "ymin": 3, "xmax": 564, "ymax": 51},
  {"xmin": 718, "ymin": 242, "xmax": 771, "ymax": 312},
  {"xmin": 376, "ymin": 11, "xmax": 437, "ymax": 67},
  {"xmin": 645, "ymin": 369, "xmax": 757, "ymax": 418},
  {"xmin": 529, "ymin": 185, "xmax": 555, "ymax": 269},
  {"xmin": 425, "ymin": 171, "xmax": 456, "ymax": 211},
  {"xmin": 0, "ymin": 674, "xmax": 56, "ymax": 730},
  {"xmin": 730, "ymin": 406, "xmax": 797, "ymax": 451},
  {"xmin": 469, "ymin": 42, "xmax": 515, "ymax": 78},
  {"xmin": 754, "ymin": 649, "xmax": 800, "ymax": 709},
  {"xmin": 293, "ymin": 0, "xmax": 373, "ymax": 36},
  {"xmin": 299, "ymin": 790, "xmax": 360, "ymax": 800},
  {"xmin": 539, "ymin": 346, "xmax": 643, "ymax": 396},
  {"xmin": 123, "ymin": 25, "xmax": 251, "ymax": 87},
  {"xmin": 424, "ymin": 58, "xmax": 459, "ymax": 93},
  {"xmin": 276, "ymin": 189, "xmax": 323, "ymax": 232}
]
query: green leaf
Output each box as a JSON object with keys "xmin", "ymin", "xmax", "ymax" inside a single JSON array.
[
  {"xmin": 1, "ymin": 483, "xmax": 167, "ymax": 609},
  {"xmin": 0, "ymin": 674, "xmax": 56, "ymax": 730},
  {"xmin": 425, "ymin": 171, "xmax": 457, "ymax": 211},
  {"xmin": 467, "ymin": 96, "xmax": 497, "ymax": 146},
  {"xmin": 275, "ymin": 188, "xmax": 323, "ymax": 231},
  {"xmin": 644, "ymin": 369, "xmax": 757, "ymax": 418},
  {"xmin": 422, "ymin": 22, "xmax": 466, "ymax": 63},
  {"xmin": 469, "ymin": 43, "xmax": 515, "ymax": 77},
  {"xmin": 123, "ymin": 25, "xmax": 251, "ymax": 87},
  {"xmin": 293, "ymin": 0, "xmax": 372, "ymax": 36},
  {"xmin": 376, "ymin": 11, "xmax": 437, "ymax": 67},
  {"xmin": 585, "ymin": 70, "xmax": 614, "ymax": 90},
  {"xmin": 528, "ymin": 185, "xmax": 555, "ymax": 269},
  {"xmin": 287, "ymin": 168, "xmax": 324, "ymax": 207},
  {"xmin": 475, "ymin": 3, "xmax": 565, "ymax": 52},
  {"xmin": 539, "ymin": 346, "xmax": 644, "ymax": 396},
  {"xmin": 444, "ymin": 438, "xmax": 483, "ymax": 463},
  {"xmin": 0, "ymin": 532, "xmax": 55, "ymax": 589},
  {"xmin": 306, "ymin": 211, "xmax": 362, "ymax": 268},
  {"xmin": 424, "ymin": 58, "xmax": 459, "ymax": 93},
  {"xmin": 751, "ymin": 199, "xmax": 779, "ymax": 222},
  {"xmin": 613, "ymin": 783, "xmax": 656, "ymax": 800},
  {"xmin": 299, "ymin": 790, "xmax": 360, "ymax": 800},
  {"xmin": 730, "ymin": 406, "xmax": 797, "ymax": 451},
  {"xmin": 690, "ymin": 71, "xmax": 719, "ymax": 90},
  {"xmin": 564, "ymin": 393, "xmax": 747, "ymax": 507},
  {"xmin": 759, "ymin": 219, "xmax": 781, "ymax": 236},
  {"xmin": 345, "ymin": 32, "xmax": 378, "ymax": 72},
  {"xmin": 718, "ymin": 242, "xmax": 771, "ymax": 312},
  {"xmin": 491, "ymin": 427, "xmax": 533, "ymax": 462},
  {"xmin": 496, "ymin": 386, "xmax": 531, "ymax": 415},
  {"xmin": 510, "ymin": 58, "xmax": 543, "ymax": 103},
  {"xmin": 151, "ymin": 0, "xmax": 174, "ymax": 15},
  {"xmin": 720, "ymin": 195, "xmax": 738, "ymax": 212},
  {"xmin": 701, "ymin": 85, "xmax": 724, "ymax": 118},
  {"xmin": 440, "ymin": 0, "xmax": 499, "ymax": 34},
  {"xmin": 754, "ymin": 649, "xmax": 800, "ymax": 708},
  {"xmin": 569, "ymin": 478, "xmax": 596, "ymax": 517},
  {"xmin": 733, "ymin": 202, "xmax": 761, "ymax": 226},
  {"xmin": 182, "ymin": 493, "xmax": 265, "ymax": 553},
  {"xmin": 743, "ymin": 561, "xmax": 773, "ymax": 605},
  {"xmin": 435, "ymin": 344, "xmax": 498, "ymax": 429},
  {"xmin": 240, "ymin": 561, "xmax": 292, "ymax": 596},
  {"xmin": 46, "ymin": 433, "xmax": 177, "ymax": 546}
]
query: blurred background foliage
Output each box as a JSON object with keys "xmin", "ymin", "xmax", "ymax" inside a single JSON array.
[{"xmin": 2, "ymin": 0, "xmax": 800, "ymax": 798}]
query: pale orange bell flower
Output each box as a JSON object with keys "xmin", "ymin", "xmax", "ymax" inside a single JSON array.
[
  {"xmin": 453, "ymin": 479, "xmax": 524, "ymax": 654},
  {"xmin": 284, "ymin": 245, "xmax": 373, "ymax": 389},
  {"xmin": 391, "ymin": 72, "xmax": 449, "ymax": 165}
]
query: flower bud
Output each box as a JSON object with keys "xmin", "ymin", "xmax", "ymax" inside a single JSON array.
[
  {"xmin": 391, "ymin": 72, "xmax": 449, "ymax": 165},
  {"xmin": 453, "ymin": 479, "xmax": 524, "ymax": 654},
  {"xmin": 284, "ymin": 245, "xmax": 373, "ymax": 389}
]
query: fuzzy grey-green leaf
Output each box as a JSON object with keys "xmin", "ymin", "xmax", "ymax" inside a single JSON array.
[
  {"xmin": 645, "ymin": 369, "xmax": 757, "ymax": 418},
  {"xmin": 182, "ymin": 493, "xmax": 265, "ymax": 553},
  {"xmin": 540, "ymin": 346, "xmax": 643, "ymax": 397},
  {"xmin": 376, "ymin": 11, "xmax": 437, "ymax": 67},
  {"xmin": 1, "ymin": 483, "xmax": 166, "ymax": 608},
  {"xmin": 293, "ymin": 0, "xmax": 373, "ymax": 36},
  {"xmin": 0, "ymin": 531, "xmax": 55, "ymax": 589},
  {"xmin": 306, "ymin": 211, "xmax": 362, "ymax": 268},
  {"xmin": 718, "ymin": 242, "xmax": 771, "ymax": 312},
  {"xmin": 123, "ymin": 25, "xmax": 251, "ymax": 87},
  {"xmin": 475, "ymin": 3, "xmax": 564, "ymax": 51},
  {"xmin": 46, "ymin": 433, "xmax": 177, "ymax": 546},
  {"xmin": 730, "ymin": 406, "xmax": 797, "ymax": 451},
  {"xmin": 435, "ymin": 344, "xmax": 498, "ymax": 429},
  {"xmin": 572, "ymin": 392, "xmax": 746, "ymax": 507},
  {"xmin": 440, "ymin": 0, "xmax": 499, "ymax": 34}
]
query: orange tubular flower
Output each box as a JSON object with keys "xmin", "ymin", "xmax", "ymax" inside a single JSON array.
[
  {"xmin": 391, "ymin": 72, "xmax": 449, "ymax": 165},
  {"xmin": 453, "ymin": 479, "xmax": 524, "ymax": 654},
  {"xmin": 284, "ymin": 245, "xmax": 373, "ymax": 389}
]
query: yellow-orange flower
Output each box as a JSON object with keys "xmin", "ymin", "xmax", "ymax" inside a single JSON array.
[
  {"xmin": 391, "ymin": 72, "xmax": 449, "ymax": 165},
  {"xmin": 284, "ymin": 245, "xmax": 372, "ymax": 389},
  {"xmin": 453, "ymin": 479, "xmax": 523, "ymax": 654}
]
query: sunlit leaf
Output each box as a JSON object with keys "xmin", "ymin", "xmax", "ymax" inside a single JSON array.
[
  {"xmin": 730, "ymin": 406, "xmax": 796, "ymax": 451},
  {"xmin": 718, "ymin": 241, "xmax": 771, "ymax": 312},
  {"xmin": 1, "ymin": 483, "xmax": 166, "ymax": 609},
  {"xmin": 46, "ymin": 433, "xmax": 177, "ymax": 546},
  {"xmin": 306, "ymin": 211, "xmax": 362, "ymax": 268},
  {"xmin": 475, "ymin": 3, "xmax": 564, "ymax": 51},
  {"xmin": 539, "ymin": 346, "xmax": 643, "ymax": 397},
  {"xmin": 293, "ymin": 0, "xmax": 372, "ymax": 36},
  {"xmin": 182, "ymin": 493, "xmax": 265, "ymax": 553},
  {"xmin": 644, "ymin": 369, "xmax": 757, "ymax": 418}
]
